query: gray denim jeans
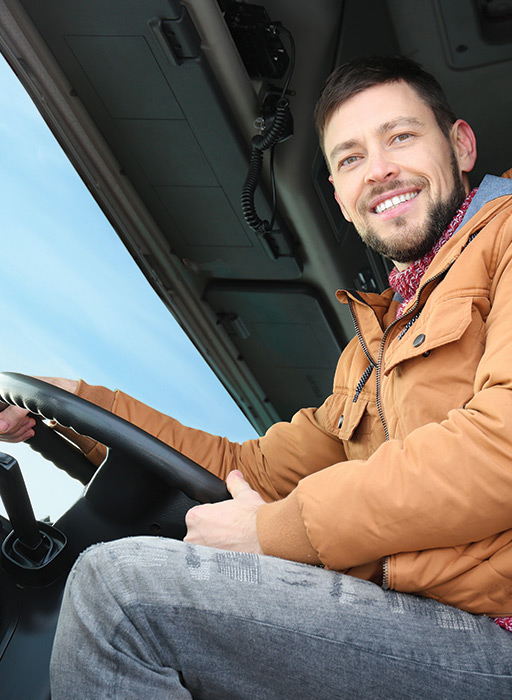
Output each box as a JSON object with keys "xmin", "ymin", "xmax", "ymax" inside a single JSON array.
[{"xmin": 50, "ymin": 537, "xmax": 512, "ymax": 699}]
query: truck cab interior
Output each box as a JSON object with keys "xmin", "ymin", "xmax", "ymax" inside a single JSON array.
[{"xmin": 0, "ymin": 1, "xmax": 510, "ymax": 697}]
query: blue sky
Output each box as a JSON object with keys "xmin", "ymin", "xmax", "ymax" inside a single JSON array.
[{"xmin": 0, "ymin": 56, "xmax": 257, "ymax": 520}]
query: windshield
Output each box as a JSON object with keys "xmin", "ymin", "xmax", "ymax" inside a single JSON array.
[{"xmin": 0, "ymin": 57, "xmax": 256, "ymax": 522}]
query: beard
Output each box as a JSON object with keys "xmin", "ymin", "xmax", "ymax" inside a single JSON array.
[{"xmin": 354, "ymin": 154, "xmax": 467, "ymax": 265}]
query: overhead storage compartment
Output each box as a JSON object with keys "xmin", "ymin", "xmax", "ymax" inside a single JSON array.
[{"xmin": 205, "ymin": 281, "xmax": 343, "ymax": 419}]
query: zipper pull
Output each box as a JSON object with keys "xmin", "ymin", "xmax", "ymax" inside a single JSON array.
[{"xmin": 353, "ymin": 364, "xmax": 374, "ymax": 403}]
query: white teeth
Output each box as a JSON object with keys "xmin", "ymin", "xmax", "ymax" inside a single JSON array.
[{"xmin": 375, "ymin": 190, "xmax": 418, "ymax": 214}]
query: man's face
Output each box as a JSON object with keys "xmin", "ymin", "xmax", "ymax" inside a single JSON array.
[{"xmin": 324, "ymin": 81, "xmax": 471, "ymax": 268}]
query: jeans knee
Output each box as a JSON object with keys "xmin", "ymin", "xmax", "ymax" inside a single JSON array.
[
  {"xmin": 68, "ymin": 541, "xmax": 112, "ymax": 589},
  {"xmin": 67, "ymin": 537, "xmax": 175, "ymax": 607}
]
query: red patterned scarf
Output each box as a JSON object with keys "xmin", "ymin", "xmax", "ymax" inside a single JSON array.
[{"xmin": 389, "ymin": 188, "xmax": 478, "ymax": 318}]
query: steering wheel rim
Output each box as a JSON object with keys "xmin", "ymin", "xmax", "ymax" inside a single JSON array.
[{"xmin": 0, "ymin": 372, "xmax": 229, "ymax": 504}]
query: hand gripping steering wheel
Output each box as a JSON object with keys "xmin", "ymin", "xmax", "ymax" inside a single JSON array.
[{"xmin": 0, "ymin": 372, "xmax": 230, "ymax": 557}]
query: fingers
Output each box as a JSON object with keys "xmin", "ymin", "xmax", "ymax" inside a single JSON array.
[
  {"xmin": 0, "ymin": 376, "xmax": 77, "ymax": 446},
  {"xmin": 0, "ymin": 406, "xmax": 35, "ymax": 443},
  {"xmin": 0, "ymin": 405, "xmax": 29, "ymax": 429},
  {"xmin": 0, "ymin": 420, "xmax": 36, "ymax": 442}
]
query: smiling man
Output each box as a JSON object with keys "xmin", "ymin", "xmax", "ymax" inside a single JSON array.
[
  {"xmin": 4, "ymin": 55, "xmax": 512, "ymax": 698},
  {"xmin": 322, "ymin": 76, "xmax": 475, "ymax": 268}
]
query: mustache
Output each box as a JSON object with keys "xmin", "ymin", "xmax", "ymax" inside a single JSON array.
[{"xmin": 359, "ymin": 178, "xmax": 429, "ymax": 213}]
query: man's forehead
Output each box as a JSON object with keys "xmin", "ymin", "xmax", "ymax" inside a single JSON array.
[
  {"xmin": 331, "ymin": 80, "xmax": 428, "ymax": 119},
  {"xmin": 323, "ymin": 82, "xmax": 433, "ymax": 154}
]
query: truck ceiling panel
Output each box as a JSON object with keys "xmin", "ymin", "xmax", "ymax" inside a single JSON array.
[{"xmin": 20, "ymin": 0, "xmax": 302, "ymax": 280}]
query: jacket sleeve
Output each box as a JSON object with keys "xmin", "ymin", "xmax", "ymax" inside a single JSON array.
[{"xmin": 259, "ymin": 207, "xmax": 512, "ymax": 579}]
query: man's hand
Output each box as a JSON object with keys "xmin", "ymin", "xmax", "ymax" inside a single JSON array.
[
  {"xmin": 184, "ymin": 470, "xmax": 265, "ymax": 554},
  {"xmin": 0, "ymin": 405, "xmax": 35, "ymax": 442},
  {"xmin": 0, "ymin": 377, "xmax": 78, "ymax": 443}
]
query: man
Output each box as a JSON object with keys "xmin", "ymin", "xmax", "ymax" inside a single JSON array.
[{"xmin": 3, "ymin": 55, "xmax": 512, "ymax": 697}]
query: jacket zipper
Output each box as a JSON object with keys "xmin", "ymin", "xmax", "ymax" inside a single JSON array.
[
  {"xmin": 382, "ymin": 264, "xmax": 456, "ymax": 588},
  {"xmin": 347, "ymin": 297, "xmax": 378, "ymax": 369},
  {"xmin": 347, "ymin": 222, "xmax": 481, "ymax": 589},
  {"xmin": 350, "ymin": 236, "xmax": 478, "ymax": 589},
  {"xmin": 382, "ymin": 555, "xmax": 390, "ymax": 589}
]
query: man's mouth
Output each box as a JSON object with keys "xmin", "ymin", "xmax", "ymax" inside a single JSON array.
[{"xmin": 373, "ymin": 190, "xmax": 419, "ymax": 215}]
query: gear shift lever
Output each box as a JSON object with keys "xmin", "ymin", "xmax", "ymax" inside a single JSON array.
[
  {"xmin": 0, "ymin": 452, "xmax": 48, "ymax": 559},
  {"xmin": 0, "ymin": 451, "xmax": 68, "ymax": 585}
]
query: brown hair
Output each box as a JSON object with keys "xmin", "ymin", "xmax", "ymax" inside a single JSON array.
[{"xmin": 315, "ymin": 55, "xmax": 457, "ymax": 150}]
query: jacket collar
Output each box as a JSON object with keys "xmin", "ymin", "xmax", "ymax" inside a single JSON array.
[{"xmin": 461, "ymin": 172, "xmax": 512, "ymax": 227}]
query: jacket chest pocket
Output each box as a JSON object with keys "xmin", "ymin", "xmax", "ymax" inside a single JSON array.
[{"xmin": 380, "ymin": 293, "xmax": 489, "ymax": 433}]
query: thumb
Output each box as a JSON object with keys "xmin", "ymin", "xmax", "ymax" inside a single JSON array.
[{"xmin": 226, "ymin": 470, "xmax": 252, "ymax": 499}]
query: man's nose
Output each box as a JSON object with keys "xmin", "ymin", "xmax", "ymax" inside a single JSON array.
[{"xmin": 364, "ymin": 149, "xmax": 399, "ymax": 184}]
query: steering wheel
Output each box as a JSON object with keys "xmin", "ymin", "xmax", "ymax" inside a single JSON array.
[
  {"xmin": 0, "ymin": 372, "xmax": 233, "ymax": 698},
  {"xmin": 0, "ymin": 372, "xmax": 230, "ymax": 557}
]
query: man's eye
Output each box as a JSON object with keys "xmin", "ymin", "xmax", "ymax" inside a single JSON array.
[
  {"xmin": 339, "ymin": 155, "xmax": 359, "ymax": 168},
  {"xmin": 394, "ymin": 133, "xmax": 412, "ymax": 143}
]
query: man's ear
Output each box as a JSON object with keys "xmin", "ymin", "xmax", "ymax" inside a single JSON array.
[
  {"xmin": 329, "ymin": 175, "xmax": 352, "ymax": 222},
  {"xmin": 451, "ymin": 119, "xmax": 477, "ymax": 175}
]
